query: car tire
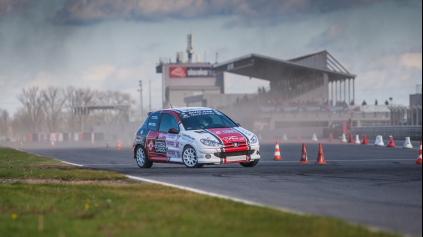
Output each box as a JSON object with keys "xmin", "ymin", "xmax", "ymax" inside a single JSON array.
[
  {"xmin": 240, "ymin": 159, "xmax": 259, "ymax": 168},
  {"xmin": 136, "ymin": 146, "xmax": 153, "ymax": 168},
  {"xmin": 182, "ymin": 146, "xmax": 201, "ymax": 168}
]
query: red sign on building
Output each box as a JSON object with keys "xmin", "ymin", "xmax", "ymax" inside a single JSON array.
[{"xmin": 170, "ymin": 67, "xmax": 187, "ymax": 78}]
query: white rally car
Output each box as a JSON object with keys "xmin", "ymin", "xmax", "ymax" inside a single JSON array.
[{"xmin": 133, "ymin": 107, "xmax": 260, "ymax": 168}]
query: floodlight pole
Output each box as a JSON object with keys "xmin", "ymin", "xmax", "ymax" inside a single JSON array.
[
  {"xmin": 80, "ymin": 92, "xmax": 84, "ymax": 133},
  {"xmin": 139, "ymin": 80, "xmax": 143, "ymax": 121}
]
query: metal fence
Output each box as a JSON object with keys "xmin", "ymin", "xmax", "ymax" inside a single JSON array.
[{"xmin": 351, "ymin": 126, "xmax": 422, "ymax": 140}]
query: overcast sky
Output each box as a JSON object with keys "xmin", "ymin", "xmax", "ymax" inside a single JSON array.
[{"xmin": 0, "ymin": 0, "xmax": 421, "ymax": 114}]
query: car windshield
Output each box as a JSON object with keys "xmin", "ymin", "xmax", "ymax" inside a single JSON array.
[{"xmin": 178, "ymin": 110, "xmax": 237, "ymax": 131}]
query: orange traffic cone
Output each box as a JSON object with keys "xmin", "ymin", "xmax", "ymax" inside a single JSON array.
[
  {"xmin": 328, "ymin": 133, "xmax": 334, "ymax": 142},
  {"xmin": 416, "ymin": 141, "xmax": 422, "ymax": 165},
  {"xmin": 387, "ymin": 136, "xmax": 396, "ymax": 148},
  {"xmin": 51, "ymin": 138, "xmax": 55, "ymax": 147},
  {"xmin": 91, "ymin": 138, "xmax": 95, "ymax": 146},
  {"xmin": 299, "ymin": 144, "xmax": 310, "ymax": 164},
  {"xmin": 297, "ymin": 134, "xmax": 302, "ymax": 141},
  {"xmin": 362, "ymin": 135, "xmax": 369, "ymax": 145},
  {"xmin": 274, "ymin": 142, "xmax": 282, "ymax": 161},
  {"xmin": 315, "ymin": 144, "xmax": 327, "ymax": 165},
  {"xmin": 117, "ymin": 141, "xmax": 121, "ymax": 150},
  {"xmin": 348, "ymin": 134, "xmax": 354, "ymax": 143}
]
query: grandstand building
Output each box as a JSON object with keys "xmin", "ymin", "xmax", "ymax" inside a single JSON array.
[
  {"xmin": 190, "ymin": 51, "xmax": 396, "ymax": 138},
  {"xmin": 213, "ymin": 51, "xmax": 357, "ymax": 107},
  {"xmin": 158, "ymin": 49, "xmax": 397, "ymax": 138}
]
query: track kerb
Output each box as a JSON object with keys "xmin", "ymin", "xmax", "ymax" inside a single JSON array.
[
  {"xmin": 274, "ymin": 142, "xmax": 282, "ymax": 161},
  {"xmin": 315, "ymin": 144, "xmax": 327, "ymax": 165},
  {"xmin": 299, "ymin": 144, "xmax": 310, "ymax": 164}
]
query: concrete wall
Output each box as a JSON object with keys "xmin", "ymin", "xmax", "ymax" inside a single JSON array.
[
  {"xmin": 168, "ymin": 87, "xmax": 221, "ymax": 108},
  {"xmin": 257, "ymin": 127, "xmax": 324, "ymax": 140},
  {"xmin": 92, "ymin": 121, "xmax": 143, "ymax": 142},
  {"xmin": 351, "ymin": 126, "xmax": 422, "ymax": 140}
]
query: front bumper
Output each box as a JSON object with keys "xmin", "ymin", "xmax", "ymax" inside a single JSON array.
[{"xmin": 197, "ymin": 144, "xmax": 260, "ymax": 164}]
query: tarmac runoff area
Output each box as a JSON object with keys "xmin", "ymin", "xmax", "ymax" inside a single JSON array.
[{"xmin": 3, "ymin": 140, "xmax": 422, "ymax": 236}]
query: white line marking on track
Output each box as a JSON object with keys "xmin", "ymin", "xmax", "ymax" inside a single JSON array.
[{"xmin": 61, "ymin": 161, "xmax": 85, "ymax": 167}]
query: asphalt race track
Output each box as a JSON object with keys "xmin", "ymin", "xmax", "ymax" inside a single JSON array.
[{"xmin": 3, "ymin": 140, "xmax": 422, "ymax": 236}]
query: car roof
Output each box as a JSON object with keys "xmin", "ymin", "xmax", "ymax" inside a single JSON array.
[{"xmin": 163, "ymin": 107, "xmax": 215, "ymax": 113}]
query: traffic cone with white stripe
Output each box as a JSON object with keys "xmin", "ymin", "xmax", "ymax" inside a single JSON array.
[
  {"xmin": 315, "ymin": 144, "xmax": 327, "ymax": 165},
  {"xmin": 117, "ymin": 141, "xmax": 121, "ymax": 150},
  {"xmin": 299, "ymin": 144, "xmax": 310, "ymax": 164},
  {"xmin": 51, "ymin": 138, "xmax": 55, "ymax": 147},
  {"xmin": 274, "ymin": 142, "xmax": 282, "ymax": 161},
  {"xmin": 91, "ymin": 137, "xmax": 95, "ymax": 146},
  {"xmin": 416, "ymin": 141, "xmax": 422, "ymax": 165}
]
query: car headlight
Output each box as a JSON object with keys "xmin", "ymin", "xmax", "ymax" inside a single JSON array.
[
  {"xmin": 250, "ymin": 135, "xmax": 258, "ymax": 144},
  {"xmin": 200, "ymin": 139, "xmax": 221, "ymax": 147}
]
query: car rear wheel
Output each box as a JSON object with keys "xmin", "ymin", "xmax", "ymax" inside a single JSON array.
[
  {"xmin": 136, "ymin": 146, "xmax": 153, "ymax": 168},
  {"xmin": 182, "ymin": 146, "xmax": 201, "ymax": 168},
  {"xmin": 240, "ymin": 159, "xmax": 259, "ymax": 168}
]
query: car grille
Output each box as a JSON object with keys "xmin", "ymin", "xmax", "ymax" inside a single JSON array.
[
  {"xmin": 223, "ymin": 142, "xmax": 247, "ymax": 149},
  {"xmin": 214, "ymin": 150, "xmax": 255, "ymax": 158}
]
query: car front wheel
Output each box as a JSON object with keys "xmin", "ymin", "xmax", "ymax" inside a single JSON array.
[
  {"xmin": 240, "ymin": 159, "xmax": 259, "ymax": 168},
  {"xmin": 136, "ymin": 146, "xmax": 153, "ymax": 168},
  {"xmin": 182, "ymin": 146, "xmax": 201, "ymax": 168}
]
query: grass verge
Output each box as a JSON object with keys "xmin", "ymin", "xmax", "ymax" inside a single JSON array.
[
  {"xmin": 0, "ymin": 147, "xmax": 127, "ymax": 181},
  {"xmin": 0, "ymin": 147, "xmax": 399, "ymax": 237}
]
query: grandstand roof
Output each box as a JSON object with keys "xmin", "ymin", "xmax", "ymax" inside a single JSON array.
[{"xmin": 213, "ymin": 51, "xmax": 356, "ymax": 82}]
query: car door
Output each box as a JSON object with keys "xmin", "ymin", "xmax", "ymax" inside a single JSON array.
[
  {"xmin": 158, "ymin": 113, "xmax": 181, "ymax": 162},
  {"xmin": 145, "ymin": 111, "xmax": 162, "ymax": 161}
]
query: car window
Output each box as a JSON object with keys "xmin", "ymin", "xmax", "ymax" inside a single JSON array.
[
  {"xmin": 178, "ymin": 110, "xmax": 237, "ymax": 130},
  {"xmin": 159, "ymin": 113, "xmax": 179, "ymax": 133},
  {"xmin": 147, "ymin": 111, "xmax": 162, "ymax": 131}
]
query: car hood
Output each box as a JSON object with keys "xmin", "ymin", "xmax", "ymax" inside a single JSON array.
[{"xmin": 184, "ymin": 127, "xmax": 256, "ymax": 144}]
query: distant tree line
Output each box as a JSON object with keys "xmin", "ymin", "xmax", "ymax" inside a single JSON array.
[{"xmin": 0, "ymin": 86, "xmax": 135, "ymax": 139}]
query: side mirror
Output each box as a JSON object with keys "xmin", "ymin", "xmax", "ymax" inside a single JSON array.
[
  {"xmin": 236, "ymin": 123, "xmax": 241, "ymax": 127},
  {"xmin": 168, "ymin": 128, "xmax": 179, "ymax": 134}
]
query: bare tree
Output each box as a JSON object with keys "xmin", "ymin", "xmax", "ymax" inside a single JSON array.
[
  {"xmin": 11, "ymin": 107, "xmax": 33, "ymax": 137},
  {"xmin": 42, "ymin": 87, "xmax": 66, "ymax": 133},
  {"xmin": 17, "ymin": 86, "xmax": 44, "ymax": 133},
  {"xmin": 63, "ymin": 86, "xmax": 78, "ymax": 133},
  {"xmin": 94, "ymin": 90, "xmax": 132, "ymax": 124},
  {"xmin": 0, "ymin": 109, "xmax": 9, "ymax": 139}
]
